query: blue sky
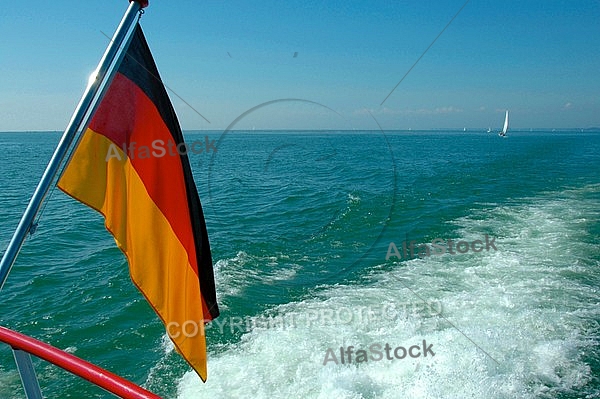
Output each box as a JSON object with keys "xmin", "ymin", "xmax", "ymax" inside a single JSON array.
[{"xmin": 1, "ymin": 0, "xmax": 599, "ymax": 131}]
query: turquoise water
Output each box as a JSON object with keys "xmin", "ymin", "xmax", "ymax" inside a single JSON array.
[{"xmin": 1, "ymin": 130, "xmax": 599, "ymax": 398}]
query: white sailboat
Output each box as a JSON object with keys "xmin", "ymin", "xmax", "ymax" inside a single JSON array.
[{"xmin": 498, "ymin": 110, "xmax": 509, "ymax": 137}]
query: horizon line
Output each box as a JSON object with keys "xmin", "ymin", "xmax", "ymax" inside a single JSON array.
[{"xmin": 2, "ymin": 127, "xmax": 599, "ymax": 134}]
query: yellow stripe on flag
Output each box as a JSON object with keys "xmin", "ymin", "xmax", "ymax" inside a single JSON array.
[{"xmin": 59, "ymin": 130, "xmax": 208, "ymax": 377}]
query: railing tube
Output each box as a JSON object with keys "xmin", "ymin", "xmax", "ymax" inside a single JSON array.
[{"xmin": 0, "ymin": 326, "xmax": 161, "ymax": 399}]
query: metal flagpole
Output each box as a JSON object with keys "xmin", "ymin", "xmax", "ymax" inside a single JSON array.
[{"xmin": 0, "ymin": 0, "xmax": 148, "ymax": 290}]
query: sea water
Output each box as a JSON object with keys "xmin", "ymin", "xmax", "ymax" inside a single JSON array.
[{"xmin": 0, "ymin": 130, "xmax": 599, "ymax": 398}]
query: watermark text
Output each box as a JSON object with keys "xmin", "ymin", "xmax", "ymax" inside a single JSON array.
[
  {"xmin": 323, "ymin": 340, "xmax": 435, "ymax": 365},
  {"xmin": 166, "ymin": 301, "xmax": 443, "ymax": 339},
  {"xmin": 386, "ymin": 235, "xmax": 497, "ymax": 260},
  {"xmin": 105, "ymin": 135, "xmax": 216, "ymax": 161}
]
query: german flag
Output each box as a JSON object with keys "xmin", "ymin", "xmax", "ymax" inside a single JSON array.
[{"xmin": 58, "ymin": 24, "xmax": 219, "ymax": 381}]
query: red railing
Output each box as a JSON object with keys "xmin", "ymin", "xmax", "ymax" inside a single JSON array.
[{"xmin": 0, "ymin": 326, "xmax": 161, "ymax": 398}]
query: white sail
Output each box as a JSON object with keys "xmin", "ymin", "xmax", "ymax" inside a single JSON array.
[{"xmin": 501, "ymin": 110, "xmax": 509, "ymax": 135}]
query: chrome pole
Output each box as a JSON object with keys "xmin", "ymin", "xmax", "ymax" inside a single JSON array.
[
  {"xmin": 0, "ymin": 1, "xmax": 145, "ymax": 290},
  {"xmin": 13, "ymin": 349, "xmax": 43, "ymax": 399}
]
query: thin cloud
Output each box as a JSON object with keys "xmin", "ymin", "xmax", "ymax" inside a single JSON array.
[
  {"xmin": 356, "ymin": 106, "xmax": 463, "ymax": 116},
  {"xmin": 434, "ymin": 106, "xmax": 463, "ymax": 114}
]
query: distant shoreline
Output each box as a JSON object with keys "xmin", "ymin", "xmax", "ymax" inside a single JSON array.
[{"xmin": 1, "ymin": 128, "xmax": 599, "ymax": 134}]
